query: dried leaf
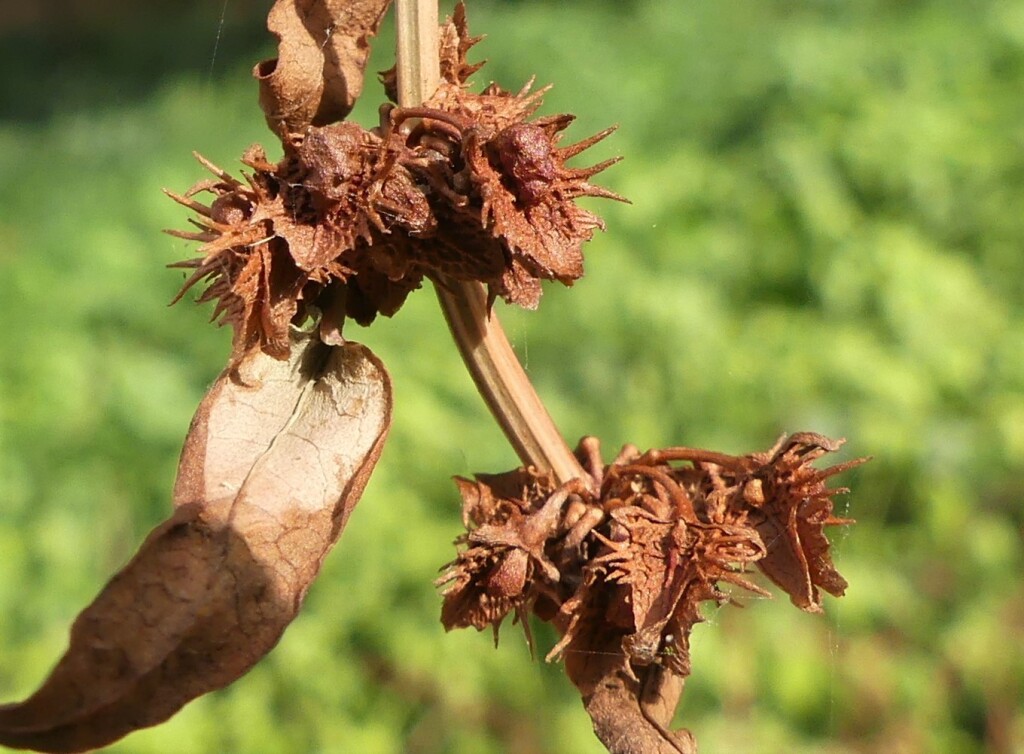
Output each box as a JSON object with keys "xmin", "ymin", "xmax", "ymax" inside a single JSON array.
[
  {"xmin": 255, "ymin": 0, "xmax": 393, "ymax": 140},
  {"xmin": 744, "ymin": 433, "xmax": 865, "ymax": 612},
  {"xmin": 0, "ymin": 331, "xmax": 392, "ymax": 753}
]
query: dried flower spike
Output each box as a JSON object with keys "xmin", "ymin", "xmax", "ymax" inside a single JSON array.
[
  {"xmin": 168, "ymin": 3, "xmax": 626, "ymax": 366},
  {"xmin": 438, "ymin": 433, "xmax": 866, "ymax": 750},
  {"xmin": 384, "ymin": 4, "xmax": 627, "ymax": 307}
]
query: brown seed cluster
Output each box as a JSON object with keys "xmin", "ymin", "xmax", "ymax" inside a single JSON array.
[
  {"xmin": 437, "ymin": 433, "xmax": 865, "ymax": 679},
  {"xmin": 168, "ymin": 5, "xmax": 623, "ymax": 364}
]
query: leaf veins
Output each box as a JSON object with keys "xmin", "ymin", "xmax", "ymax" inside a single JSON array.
[{"xmin": 0, "ymin": 332, "xmax": 392, "ymax": 753}]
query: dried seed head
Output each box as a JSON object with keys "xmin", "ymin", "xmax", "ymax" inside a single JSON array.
[
  {"xmin": 438, "ymin": 434, "xmax": 865, "ymax": 676},
  {"xmin": 492, "ymin": 123, "xmax": 559, "ymax": 205},
  {"xmin": 393, "ymin": 107, "xmax": 624, "ymax": 309},
  {"xmin": 167, "ymin": 153, "xmax": 304, "ymax": 361},
  {"xmin": 297, "ymin": 122, "xmax": 374, "ymax": 202},
  {"xmin": 168, "ymin": 126, "xmax": 433, "ymax": 363},
  {"xmin": 170, "ymin": 4, "xmax": 624, "ymax": 362},
  {"xmin": 741, "ymin": 433, "xmax": 866, "ymax": 611},
  {"xmin": 381, "ymin": 5, "xmax": 626, "ymax": 308}
]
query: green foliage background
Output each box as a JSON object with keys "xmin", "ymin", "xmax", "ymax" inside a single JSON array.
[{"xmin": 2, "ymin": 1, "xmax": 1022, "ymax": 752}]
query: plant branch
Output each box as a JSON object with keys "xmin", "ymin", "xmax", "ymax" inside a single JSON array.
[
  {"xmin": 394, "ymin": 0, "xmax": 586, "ymax": 485},
  {"xmin": 433, "ymin": 281, "xmax": 586, "ymax": 485}
]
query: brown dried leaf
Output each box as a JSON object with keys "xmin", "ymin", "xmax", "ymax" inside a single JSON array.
[
  {"xmin": 745, "ymin": 434, "xmax": 865, "ymax": 612},
  {"xmin": 255, "ymin": 0, "xmax": 392, "ymax": 140},
  {"xmin": 0, "ymin": 331, "xmax": 392, "ymax": 753}
]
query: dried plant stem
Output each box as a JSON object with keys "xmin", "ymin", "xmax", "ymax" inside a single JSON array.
[
  {"xmin": 433, "ymin": 281, "xmax": 586, "ymax": 484},
  {"xmin": 395, "ymin": 0, "xmax": 439, "ymax": 105},
  {"xmin": 394, "ymin": 0, "xmax": 586, "ymax": 486}
]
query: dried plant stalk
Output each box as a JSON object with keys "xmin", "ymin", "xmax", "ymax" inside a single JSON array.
[{"xmin": 395, "ymin": 0, "xmax": 439, "ymax": 105}]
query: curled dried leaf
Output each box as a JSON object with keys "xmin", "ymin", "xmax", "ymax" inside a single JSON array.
[
  {"xmin": 256, "ymin": 0, "xmax": 393, "ymax": 140},
  {"xmin": 0, "ymin": 331, "xmax": 392, "ymax": 752}
]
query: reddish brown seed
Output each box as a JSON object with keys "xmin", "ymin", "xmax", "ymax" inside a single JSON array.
[{"xmin": 493, "ymin": 123, "xmax": 558, "ymax": 205}]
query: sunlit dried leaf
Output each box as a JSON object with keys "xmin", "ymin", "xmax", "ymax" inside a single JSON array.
[
  {"xmin": 0, "ymin": 331, "xmax": 392, "ymax": 753},
  {"xmin": 255, "ymin": 0, "xmax": 392, "ymax": 140}
]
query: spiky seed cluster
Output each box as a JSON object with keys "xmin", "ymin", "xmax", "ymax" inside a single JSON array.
[
  {"xmin": 437, "ymin": 433, "xmax": 865, "ymax": 677},
  {"xmin": 169, "ymin": 5, "xmax": 623, "ymax": 364}
]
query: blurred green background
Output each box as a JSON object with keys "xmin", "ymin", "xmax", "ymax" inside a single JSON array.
[{"xmin": 2, "ymin": 1, "xmax": 1023, "ymax": 752}]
